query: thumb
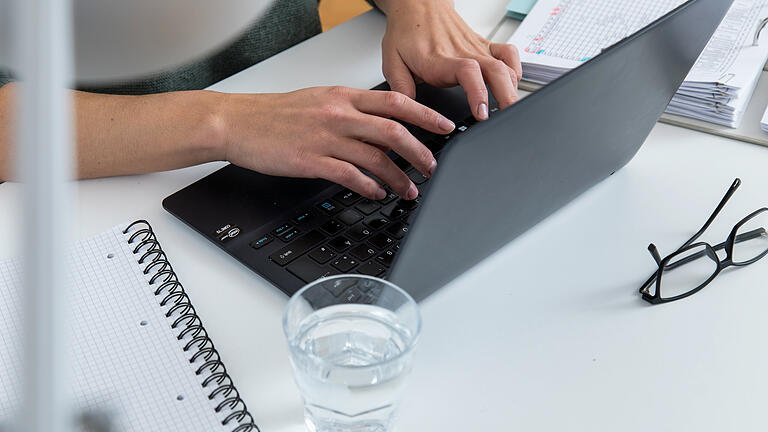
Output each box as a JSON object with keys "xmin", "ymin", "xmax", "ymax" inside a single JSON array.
[{"xmin": 383, "ymin": 49, "xmax": 417, "ymax": 99}]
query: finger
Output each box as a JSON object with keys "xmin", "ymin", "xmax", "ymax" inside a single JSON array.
[
  {"xmin": 382, "ymin": 46, "xmax": 417, "ymax": 99},
  {"xmin": 478, "ymin": 57, "xmax": 518, "ymax": 109},
  {"xmin": 352, "ymin": 90, "xmax": 455, "ymax": 135},
  {"xmin": 341, "ymin": 112, "xmax": 437, "ymax": 178},
  {"xmin": 490, "ymin": 43, "xmax": 523, "ymax": 83},
  {"xmin": 451, "ymin": 58, "xmax": 489, "ymax": 121},
  {"xmin": 310, "ymin": 157, "xmax": 388, "ymax": 201},
  {"xmin": 329, "ymin": 138, "xmax": 417, "ymax": 200}
]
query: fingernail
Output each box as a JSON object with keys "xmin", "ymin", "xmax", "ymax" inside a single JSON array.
[
  {"xmin": 407, "ymin": 183, "xmax": 418, "ymax": 200},
  {"xmin": 427, "ymin": 159, "xmax": 437, "ymax": 177},
  {"xmin": 375, "ymin": 188, "xmax": 387, "ymax": 200},
  {"xmin": 478, "ymin": 103, "xmax": 489, "ymax": 120},
  {"xmin": 438, "ymin": 117, "xmax": 455, "ymax": 132}
]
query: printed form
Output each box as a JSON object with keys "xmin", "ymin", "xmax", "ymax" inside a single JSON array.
[{"xmin": 509, "ymin": 0, "xmax": 768, "ymax": 128}]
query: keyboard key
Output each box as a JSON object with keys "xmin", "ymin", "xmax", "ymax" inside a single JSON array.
[
  {"xmin": 272, "ymin": 223, "xmax": 292, "ymax": 236},
  {"xmin": 366, "ymin": 284, "xmax": 384, "ymax": 299},
  {"xmin": 333, "ymin": 189, "xmax": 362, "ymax": 206},
  {"xmin": 377, "ymin": 249, "xmax": 396, "ymax": 267},
  {"xmin": 357, "ymin": 261, "xmax": 385, "ymax": 277},
  {"xmin": 337, "ymin": 209, "xmax": 363, "ymax": 226},
  {"xmin": 323, "ymin": 278, "xmax": 357, "ymax": 296},
  {"xmin": 269, "ymin": 230, "xmax": 325, "ymax": 266},
  {"xmin": 369, "ymin": 232, "xmax": 394, "ymax": 249},
  {"xmin": 379, "ymin": 189, "xmax": 398, "ymax": 205},
  {"xmin": 456, "ymin": 123, "xmax": 469, "ymax": 132},
  {"xmin": 320, "ymin": 219, "xmax": 345, "ymax": 235},
  {"xmin": 381, "ymin": 206, "xmax": 408, "ymax": 220},
  {"xmin": 394, "ymin": 157, "xmax": 411, "ymax": 172},
  {"xmin": 340, "ymin": 287, "xmax": 364, "ymax": 303},
  {"xmin": 358, "ymin": 278, "xmax": 379, "ymax": 292},
  {"xmin": 249, "ymin": 234, "xmax": 273, "ymax": 250},
  {"xmin": 426, "ymin": 138, "xmax": 446, "ymax": 153},
  {"xmin": 355, "ymin": 199, "xmax": 382, "ymax": 215},
  {"xmin": 309, "ymin": 246, "xmax": 336, "ymax": 264},
  {"xmin": 317, "ymin": 199, "xmax": 342, "ymax": 216},
  {"xmin": 386, "ymin": 222, "xmax": 409, "ymax": 239},
  {"xmin": 279, "ymin": 228, "xmax": 301, "ymax": 242},
  {"xmin": 346, "ymin": 224, "xmax": 373, "ymax": 242},
  {"xmin": 395, "ymin": 197, "xmax": 420, "ymax": 211},
  {"xmin": 416, "ymin": 181, "xmax": 429, "ymax": 196},
  {"xmin": 291, "ymin": 210, "xmax": 314, "ymax": 225},
  {"xmin": 331, "ymin": 255, "xmax": 359, "ymax": 272},
  {"xmin": 407, "ymin": 169, "xmax": 428, "ymax": 185},
  {"xmin": 299, "ymin": 282, "xmax": 336, "ymax": 308},
  {"xmin": 287, "ymin": 256, "xmax": 338, "ymax": 283},
  {"xmin": 349, "ymin": 244, "xmax": 376, "ymax": 261},
  {"xmin": 364, "ymin": 216, "xmax": 390, "ymax": 230},
  {"xmin": 328, "ymin": 236, "xmax": 353, "ymax": 252}
]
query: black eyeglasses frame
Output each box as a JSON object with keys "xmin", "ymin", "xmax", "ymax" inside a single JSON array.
[{"xmin": 639, "ymin": 179, "xmax": 768, "ymax": 304}]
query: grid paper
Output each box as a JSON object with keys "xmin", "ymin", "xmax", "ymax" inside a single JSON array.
[
  {"xmin": 522, "ymin": 0, "xmax": 684, "ymax": 62},
  {"xmin": 0, "ymin": 224, "xmax": 243, "ymax": 431}
]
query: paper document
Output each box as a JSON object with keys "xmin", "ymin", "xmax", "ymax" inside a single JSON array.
[
  {"xmin": 508, "ymin": 0, "xmax": 768, "ymax": 128},
  {"xmin": 761, "ymin": 103, "xmax": 768, "ymax": 132}
]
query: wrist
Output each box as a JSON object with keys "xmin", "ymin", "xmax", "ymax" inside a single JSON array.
[
  {"xmin": 192, "ymin": 90, "xmax": 230, "ymax": 163},
  {"xmin": 377, "ymin": 0, "xmax": 453, "ymax": 16}
]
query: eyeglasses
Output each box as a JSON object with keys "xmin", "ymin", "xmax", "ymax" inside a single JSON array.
[{"xmin": 639, "ymin": 178, "xmax": 768, "ymax": 304}]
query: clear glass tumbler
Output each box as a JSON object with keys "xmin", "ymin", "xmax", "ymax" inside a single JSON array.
[{"xmin": 283, "ymin": 275, "xmax": 421, "ymax": 432}]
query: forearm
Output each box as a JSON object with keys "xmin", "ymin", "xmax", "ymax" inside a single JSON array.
[
  {"xmin": 0, "ymin": 84, "xmax": 15, "ymax": 180},
  {"xmin": 0, "ymin": 84, "xmax": 226, "ymax": 181},
  {"xmin": 74, "ymin": 88, "xmax": 225, "ymax": 178},
  {"xmin": 372, "ymin": 0, "xmax": 453, "ymax": 16}
]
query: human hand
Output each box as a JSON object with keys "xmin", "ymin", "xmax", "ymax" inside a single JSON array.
[
  {"xmin": 216, "ymin": 86, "xmax": 455, "ymax": 200},
  {"xmin": 377, "ymin": 0, "xmax": 523, "ymax": 120}
]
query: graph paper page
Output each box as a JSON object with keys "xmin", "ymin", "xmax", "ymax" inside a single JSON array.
[
  {"xmin": 508, "ymin": 0, "xmax": 685, "ymax": 71},
  {"xmin": 0, "ymin": 224, "xmax": 237, "ymax": 431},
  {"xmin": 508, "ymin": 0, "xmax": 768, "ymax": 88}
]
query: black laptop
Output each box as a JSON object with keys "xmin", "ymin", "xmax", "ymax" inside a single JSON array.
[{"xmin": 163, "ymin": 0, "xmax": 731, "ymax": 301}]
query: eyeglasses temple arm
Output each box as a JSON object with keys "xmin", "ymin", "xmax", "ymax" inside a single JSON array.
[
  {"xmin": 663, "ymin": 228, "xmax": 765, "ymax": 271},
  {"xmin": 734, "ymin": 227, "xmax": 766, "ymax": 244},
  {"xmin": 679, "ymin": 178, "xmax": 741, "ymax": 250},
  {"xmin": 638, "ymin": 243, "xmax": 663, "ymax": 294}
]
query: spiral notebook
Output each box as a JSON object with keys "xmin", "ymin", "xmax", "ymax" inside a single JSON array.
[{"xmin": 0, "ymin": 221, "xmax": 259, "ymax": 432}]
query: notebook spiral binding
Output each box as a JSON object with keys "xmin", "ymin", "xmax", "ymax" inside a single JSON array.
[{"xmin": 123, "ymin": 220, "xmax": 260, "ymax": 432}]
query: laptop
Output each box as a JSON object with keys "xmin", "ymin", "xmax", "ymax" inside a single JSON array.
[{"xmin": 163, "ymin": 0, "xmax": 731, "ymax": 301}]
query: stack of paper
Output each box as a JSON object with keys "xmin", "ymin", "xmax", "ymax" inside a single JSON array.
[{"xmin": 508, "ymin": 0, "xmax": 768, "ymax": 128}]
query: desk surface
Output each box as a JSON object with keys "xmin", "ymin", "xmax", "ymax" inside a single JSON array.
[{"xmin": 3, "ymin": 7, "xmax": 768, "ymax": 432}]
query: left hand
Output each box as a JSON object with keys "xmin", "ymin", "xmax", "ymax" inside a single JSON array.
[{"xmin": 377, "ymin": 0, "xmax": 523, "ymax": 121}]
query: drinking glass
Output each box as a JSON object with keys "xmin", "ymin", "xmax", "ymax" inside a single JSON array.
[{"xmin": 283, "ymin": 275, "xmax": 421, "ymax": 432}]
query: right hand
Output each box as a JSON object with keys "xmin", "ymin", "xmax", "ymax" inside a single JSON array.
[{"xmin": 216, "ymin": 86, "xmax": 455, "ymax": 200}]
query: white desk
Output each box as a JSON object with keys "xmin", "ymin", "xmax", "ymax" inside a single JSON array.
[{"xmin": 3, "ymin": 7, "xmax": 768, "ymax": 432}]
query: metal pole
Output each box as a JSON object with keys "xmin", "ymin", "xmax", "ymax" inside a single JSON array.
[{"xmin": 15, "ymin": 0, "xmax": 73, "ymax": 430}]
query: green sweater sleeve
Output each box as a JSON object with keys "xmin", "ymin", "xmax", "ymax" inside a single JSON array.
[
  {"xmin": 0, "ymin": 0, "xmax": 321, "ymax": 95},
  {"xmin": 0, "ymin": 69, "xmax": 13, "ymax": 88}
]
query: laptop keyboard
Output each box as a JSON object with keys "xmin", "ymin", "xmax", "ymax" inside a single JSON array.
[{"xmin": 252, "ymin": 111, "xmax": 494, "ymax": 286}]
